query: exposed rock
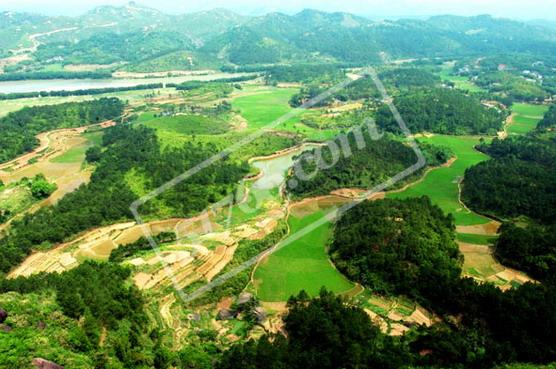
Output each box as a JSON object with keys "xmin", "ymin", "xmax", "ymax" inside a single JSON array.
[
  {"xmin": 237, "ymin": 292, "xmax": 254, "ymax": 305},
  {"xmin": 217, "ymin": 308, "xmax": 237, "ymax": 321},
  {"xmin": 32, "ymin": 358, "xmax": 64, "ymax": 369},
  {"xmin": 37, "ymin": 320, "xmax": 47, "ymax": 330},
  {"xmin": 253, "ymin": 307, "xmax": 267, "ymax": 323},
  {"xmin": 0, "ymin": 324, "xmax": 12, "ymax": 332},
  {"xmin": 187, "ymin": 313, "xmax": 201, "ymax": 321}
]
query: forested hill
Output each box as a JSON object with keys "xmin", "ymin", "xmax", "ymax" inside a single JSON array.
[
  {"xmin": 287, "ymin": 129, "xmax": 452, "ymax": 198},
  {"xmin": 376, "ymin": 89, "xmax": 504, "ymax": 135},
  {"xmin": 462, "ymin": 134, "xmax": 556, "ymax": 222},
  {"xmin": 0, "ymin": 98, "xmax": 124, "ymax": 164},
  {"xmin": 201, "ymin": 11, "xmax": 556, "ymax": 65}
]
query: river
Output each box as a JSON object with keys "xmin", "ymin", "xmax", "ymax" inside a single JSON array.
[{"xmin": 0, "ymin": 72, "xmax": 249, "ymax": 94}]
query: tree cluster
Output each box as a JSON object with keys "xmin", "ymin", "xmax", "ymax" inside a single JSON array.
[{"xmin": 0, "ymin": 98, "xmax": 124, "ymax": 164}]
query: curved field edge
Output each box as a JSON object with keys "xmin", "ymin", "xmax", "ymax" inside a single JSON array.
[
  {"xmin": 388, "ymin": 135, "xmax": 491, "ymax": 226},
  {"xmin": 253, "ymin": 209, "xmax": 354, "ymax": 302}
]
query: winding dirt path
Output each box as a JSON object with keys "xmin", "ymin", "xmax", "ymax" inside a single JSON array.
[{"xmin": 0, "ymin": 120, "xmax": 116, "ymax": 174}]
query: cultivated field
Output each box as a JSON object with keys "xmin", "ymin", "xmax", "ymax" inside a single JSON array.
[
  {"xmin": 253, "ymin": 206, "xmax": 354, "ymax": 302},
  {"xmin": 388, "ymin": 135, "xmax": 491, "ymax": 226},
  {"xmin": 506, "ymin": 103, "xmax": 549, "ymax": 135}
]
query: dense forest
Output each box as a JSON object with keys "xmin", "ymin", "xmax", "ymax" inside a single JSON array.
[
  {"xmin": 375, "ymin": 88, "xmax": 504, "ymax": 135},
  {"xmin": 330, "ymin": 197, "xmax": 460, "ymax": 298},
  {"xmin": 462, "ymin": 135, "xmax": 556, "ymax": 222},
  {"xmin": 0, "ymin": 262, "xmax": 170, "ymax": 368},
  {"xmin": 0, "ymin": 98, "xmax": 124, "ymax": 163},
  {"xmin": 377, "ymin": 68, "xmax": 440, "ymax": 89},
  {"xmin": 283, "ymin": 197, "xmax": 556, "ymax": 368},
  {"xmin": 264, "ymin": 63, "xmax": 346, "ymax": 83},
  {"xmin": 494, "ymin": 222, "xmax": 556, "ymax": 284},
  {"xmin": 287, "ymin": 130, "xmax": 452, "ymax": 198},
  {"xmin": 35, "ymin": 31, "xmax": 194, "ymax": 65},
  {"xmin": 217, "ymin": 289, "xmax": 408, "ymax": 369},
  {"xmin": 0, "ymin": 125, "xmax": 249, "ymax": 273},
  {"xmin": 289, "ymin": 75, "xmax": 383, "ymax": 107},
  {"xmin": 538, "ymin": 104, "xmax": 556, "ymax": 130}
]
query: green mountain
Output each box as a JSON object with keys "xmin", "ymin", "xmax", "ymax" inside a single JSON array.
[{"xmin": 3, "ymin": 5, "xmax": 556, "ymax": 71}]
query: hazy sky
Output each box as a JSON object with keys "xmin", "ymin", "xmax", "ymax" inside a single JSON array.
[{"xmin": 1, "ymin": 0, "xmax": 556, "ymax": 20}]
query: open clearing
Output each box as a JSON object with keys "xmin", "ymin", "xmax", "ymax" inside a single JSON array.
[
  {"xmin": 231, "ymin": 86, "xmax": 342, "ymax": 141},
  {"xmin": 506, "ymin": 103, "xmax": 548, "ymax": 135},
  {"xmin": 232, "ymin": 87, "xmax": 298, "ymax": 130},
  {"xmin": 138, "ymin": 112, "xmax": 230, "ymax": 136},
  {"xmin": 459, "ymin": 242, "xmax": 534, "ymax": 290},
  {"xmin": 253, "ymin": 208, "xmax": 354, "ymax": 302},
  {"xmin": 438, "ymin": 63, "xmax": 485, "ymax": 93},
  {"xmin": 388, "ymin": 135, "xmax": 491, "ymax": 226}
]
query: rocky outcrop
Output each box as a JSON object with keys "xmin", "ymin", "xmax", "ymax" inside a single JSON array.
[{"xmin": 32, "ymin": 358, "xmax": 64, "ymax": 369}]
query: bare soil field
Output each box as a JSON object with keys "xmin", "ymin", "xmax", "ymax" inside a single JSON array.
[
  {"xmin": 456, "ymin": 221, "xmax": 501, "ymax": 236},
  {"xmin": 459, "ymin": 242, "xmax": 534, "ymax": 289}
]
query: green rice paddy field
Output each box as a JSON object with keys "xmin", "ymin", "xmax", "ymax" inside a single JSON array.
[
  {"xmin": 507, "ymin": 103, "xmax": 549, "ymax": 135},
  {"xmin": 389, "ymin": 135, "xmax": 491, "ymax": 226},
  {"xmin": 232, "ymin": 86, "xmax": 341, "ymax": 141},
  {"xmin": 254, "ymin": 210, "xmax": 354, "ymax": 302}
]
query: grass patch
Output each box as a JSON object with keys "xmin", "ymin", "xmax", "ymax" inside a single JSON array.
[
  {"xmin": 388, "ymin": 135, "xmax": 491, "ymax": 226},
  {"xmin": 138, "ymin": 112, "xmax": 230, "ymax": 136},
  {"xmin": 232, "ymin": 87, "xmax": 299, "ymax": 130},
  {"xmin": 0, "ymin": 185, "xmax": 34, "ymax": 218},
  {"xmin": 456, "ymin": 232, "xmax": 498, "ymax": 245},
  {"xmin": 254, "ymin": 210, "xmax": 354, "ymax": 302},
  {"xmin": 507, "ymin": 103, "xmax": 549, "ymax": 135},
  {"xmin": 50, "ymin": 131, "xmax": 103, "ymax": 164},
  {"xmin": 232, "ymin": 87, "xmax": 343, "ymax": 141}
]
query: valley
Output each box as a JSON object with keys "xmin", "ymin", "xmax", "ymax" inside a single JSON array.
[{"xmin": 0, "ymin": 3, "xmax": 555, "ymax": 368}]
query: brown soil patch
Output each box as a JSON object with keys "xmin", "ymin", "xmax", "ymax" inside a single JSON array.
[
  {"xmin": 456, "ymin": 221, "xmax": 501, "ymax": 236},
  {"xmin": 74, "ymin": 237, "xmax": 117, "ymax": 260},
  {"xmin": 459, "ymin": 241, "xmax": 535, "ymax": 289},
  {"xmin": 205, "ymin": 245, "xmax": 237, "ymax": 281},
  {"xmin": 230, "ymin": 113, "xmax": 248, "ymax": 131},
  {"xmin": 498, "ymin": 113, "xmax": 514, "ymax": 139},
  {"xmin": 289, "ymin": 195, "xmax": 350, "ymax": 217},
  {"xmin": 217, "ymin": 297, "xmax": 233, "ymax": 310}
]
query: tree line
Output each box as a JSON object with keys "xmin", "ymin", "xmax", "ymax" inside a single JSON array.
[
  {"xmin": 0, "ymin": 97, "xmax": 124, "ymax": 164},
  {"xmin": 376, "ymin": 88, "xmax": 505, "ymax": 135},
  {"xmin": 0, "ymin": 83, "xmax": 165, "ymax": 101},
  {"xmin": 0, "ymin": 70, "xmax": 112, "ymax": 81},
  {"xmin": 288, "ymin": 130, "xmax": 452, "ymax": 198},
  {"xmin": 462, "ymin": 135, "xmax": 556, "ymax": 223}
]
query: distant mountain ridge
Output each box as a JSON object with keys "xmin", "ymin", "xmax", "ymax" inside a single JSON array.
[{"xmin": 2, "ymin": 3, "xmax": 556, "ymax": 69}]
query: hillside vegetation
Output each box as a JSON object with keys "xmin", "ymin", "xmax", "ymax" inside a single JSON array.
[
  {"xmin": 462, "ymin": 135, "xmax": 556, "ymax": 222},
  {"xmin": 287, "ymin": 130, "xmax": 452, "ymax": 198},
  {"xmin": 0, "ymin": 98, "xmax": 124, "ymax": 163},
  {"xmin": 376, "ymin": 89, "xmax": 504, "ymax": 135},
  {"xmin": 0, "ymin": 125, "xmax": 249, "ymax": 273}
]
